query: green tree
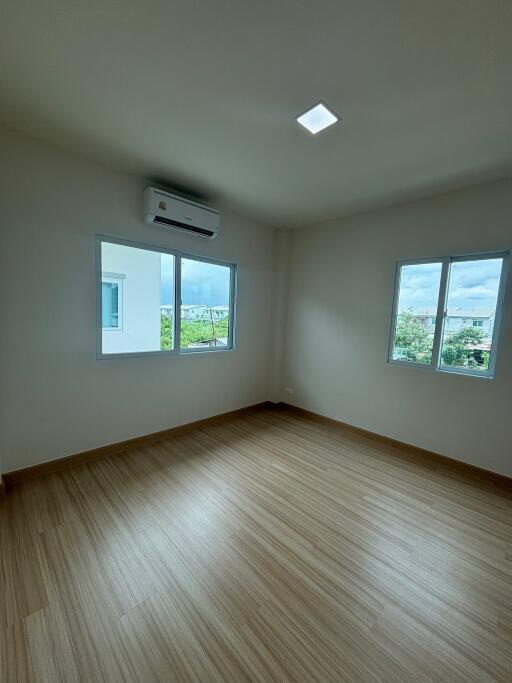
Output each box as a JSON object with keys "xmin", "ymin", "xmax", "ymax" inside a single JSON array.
[
  {"xmin": 394, "ymin": 312, "xmax": 432, "ymax": 363},
  {"xmin": 160, "ymin": 314, "xmax": 229, "ymax": 350},
  {"xmin": 180, "ymin": 318, "xmax": 228, "ymax": 348},
  {"xmin": 160, "ymin": 315, "xmax": 173, "ymax": 350},
  {"xmin": 441, "ymin": 326, "xmax": 486, "ymax": 369}
]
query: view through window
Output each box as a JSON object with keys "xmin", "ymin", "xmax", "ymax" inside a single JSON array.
[
  {"xmin": 101, "ymin": 241, "xmax": 173, "ymax": 354},
  {"xmin": 180, "ymin": 258, "xmax": 231, "ymax": 350},
  {"xmin": 439, "ymin": 258, "xmax": 504, "ymax": 373},
  {"xmin": 390, "ymin": 252, "xmax": 508, "ymax": 376},
  {"xmin": 99, "ymin": 238, "xmax": 234, "ymax": 356},
  {"xmin": 391, "ymin": 261, "xmax": 442, "ymax": 364}
]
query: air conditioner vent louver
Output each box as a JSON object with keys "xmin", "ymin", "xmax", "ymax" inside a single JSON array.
[{"xmin": 153, "ymin": 216, "xmax": 215, "ymax": 237}]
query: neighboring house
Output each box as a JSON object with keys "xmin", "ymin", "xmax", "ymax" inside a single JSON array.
[
  {"xmin": 211, "ymin": 305, "xmax": 229, "ymax": 320},
  {"xmin": 403, "ymin": 307, "xmax": 495, "ymax": 338},
  {"xmin": 101, "ymin": 249, "xmax": 229, "ymax": 352},
  {"xmin": 171, "ymin": 304, "xmax": 229, "ymax": 321},
  {"xmin": 102, "ymin": 242, "xmax": 162, "ymax": 354},
  {"xmin": 181, "ymin": 304, "xmax": 210, "ymax": 320},
  {"xmin": 445, "ymin": 309, "xmax": 495, "ymax": 337},
  {"xmin": 160, "ymin": 304, "xmax": 228, "ymax": 348}
]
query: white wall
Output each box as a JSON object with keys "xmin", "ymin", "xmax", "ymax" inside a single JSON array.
[
  {"xmin": 101, "ymin": 242, "xmax": 161, "ymax": 354},
  {"xmin": 1, "ymin": 127, "xmax": 511, "ymax": 478},
  {"xmin": 282, "ymin": 179, "xmax": 512, "ymax": 477},
  {"xmin": 0, "ymin": 128, "xmax": 278, "ymax": 472}
]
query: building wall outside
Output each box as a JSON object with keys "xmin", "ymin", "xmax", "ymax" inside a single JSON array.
[
  {"xmin": 443, "ymin": 315, "xmax": 494, "ymax": 337},
  {"xmin": 102, "ymin": 243, "xmax": 162, "ymax": 354},
  {"xmin": 416, "ymin": 314, "xmax": 494, "ymax": 337}
]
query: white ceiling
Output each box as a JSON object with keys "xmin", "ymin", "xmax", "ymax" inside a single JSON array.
[{"xmin": 1, "ymin": 1, "xmax": 512, "ymax": 227}]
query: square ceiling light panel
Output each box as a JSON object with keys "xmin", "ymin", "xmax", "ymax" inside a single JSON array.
[{"xmin": 296, "ymin": 102, "xmax": 339, "ymax": 135}]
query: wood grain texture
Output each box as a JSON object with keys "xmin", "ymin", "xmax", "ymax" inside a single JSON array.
[
  {"xmin": 279, "ymin": 402, "xmax": 512, "ymax": 491},
  {"xmin": 2, "ymin": 402, "xmax": 271, "ymax": 488},
  {"xmin": 1, "ymin": 405, "xmax": 512, "ymax": 681}
]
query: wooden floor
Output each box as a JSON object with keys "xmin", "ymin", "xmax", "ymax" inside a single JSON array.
[{"xmin": 1, "ymin": 406, "xmax": 512, "ymax": 682}]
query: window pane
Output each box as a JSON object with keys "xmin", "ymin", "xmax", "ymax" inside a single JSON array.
[
  {"xmin": 180, "ymin": 258, "xmax": 231, "ymax": 350},
  {"xmin": 102, "ymin": 282, "xmax": 119, "ymax": 328},
  {"xmin": 101, "ymin": 242, "xmax": 174, "ymax": 354},
  {"xmin": 440, "ymin": 258, "xmax": 503, "ymax": 373},
  {"xmin": 160, "ymin": 253, "xmax": 174, "ymax": 351},
  {"xmin": 392, "ymin": 262, "xmax": 442, "ymax": 364}
]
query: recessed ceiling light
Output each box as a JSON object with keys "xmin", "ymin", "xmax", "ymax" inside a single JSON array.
[{"xmin": 296, "ymin": 102, "xmax": 339, "ymax": 135}]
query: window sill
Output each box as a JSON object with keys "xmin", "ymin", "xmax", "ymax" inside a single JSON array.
[
  {"xmin": 97, "ymin": 347, "xmax": 234, "ymax": 360},
  {"xmin": 387, "ymin": 359, "xmax": 494, "ymax": 380}
]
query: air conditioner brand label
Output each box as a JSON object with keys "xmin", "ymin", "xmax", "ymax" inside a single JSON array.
[{"xmin": 159, "ymin": 201, "xmax": 167, "ymax": 211}]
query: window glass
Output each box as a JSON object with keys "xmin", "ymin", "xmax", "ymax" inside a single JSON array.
[
  {"xmin": 100, "ymin": 242, "xmax": 174, "ymax": 355},
  {"xmin": 102, "ymin": 281, "xmax": 120, "ymax": 329},
  {"xmin": 440, "ymin": 258, "xmax": 504, "ymax": 373},
  {"xmin": 391, "ymin": 262, "xmax": 442, "ymax": 364},
  {"xmin": 98, "ymin": 239, "xmax": 235, "ymax": 357},
  {"xmin": 180, "ymin": 258, "xmax": 231, "ymax": 350},
  {"xmin": 160, "ymin": 253, "xmax": 175, "ymax": 351}
]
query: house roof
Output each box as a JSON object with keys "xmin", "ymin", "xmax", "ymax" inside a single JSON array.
[
  {"xmin": 162, "ymin": 304, "xmax": 228, "ymax": 311},
  {"xmin": 402, "ymin": 307, "xmax": 495, "ymax": 318}
]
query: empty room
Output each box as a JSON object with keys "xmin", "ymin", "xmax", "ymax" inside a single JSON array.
[{"xmin": 1, "ymin": 1, "xmax": 512, "ymax": 681}]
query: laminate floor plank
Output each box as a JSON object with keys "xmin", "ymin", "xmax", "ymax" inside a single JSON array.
[{"xmin": 1, "ymin": 406, "xmax": 512, "ymax": 681}]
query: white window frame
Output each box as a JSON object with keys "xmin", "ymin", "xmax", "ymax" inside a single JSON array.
[
  {"xmin": 96, "ymin": 235, "xmax": 237, "ymax": 359},
  {"xmin": 388, "ymin": 250, "xmax": 509, "ymax": 379},
  {"xmin": 101, "ymin": 272, "xmax": 125, "ymax": 331}
]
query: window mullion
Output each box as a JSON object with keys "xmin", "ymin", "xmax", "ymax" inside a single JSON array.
[
  {"xmin": 387, "ymin": 262, "xmax": 402, "ymax": 363},
  {"xmin": 228, "ymin": 264, "xmax": 236, "ymax": 349},
  {"xmin": 432, "ymin": 257, "xmax": 450, "ymax": 369},
  {"xmin": 487, "ymin": 253, "xmax": 509, "ymax": 377},
  {"xmin": 174, "ymin": 255, "xmax": 181, "ymax": 352}
]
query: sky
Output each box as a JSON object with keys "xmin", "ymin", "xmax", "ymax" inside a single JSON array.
[
  {"xmin": 398, "ymin": 258, "xmax": 503, "ymax": 313},
  {"xmin": 161, "ymin": 255, "xmax": 230, "ymax": 307}
]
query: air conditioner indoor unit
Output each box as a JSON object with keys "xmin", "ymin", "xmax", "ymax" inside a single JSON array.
[{"xmin": 143, "ymin": 187, "xmax": 220, "ymax": 238}]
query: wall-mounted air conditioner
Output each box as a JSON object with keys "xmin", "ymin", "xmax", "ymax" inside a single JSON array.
[{"xmin": 143, "ymin": 187, "xmax": 220, "ymax": 239}]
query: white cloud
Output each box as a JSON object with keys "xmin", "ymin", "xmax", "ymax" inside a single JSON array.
[{"xmin": 397, "ymin": 258, "xmax": 503, "ymax": 311}]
